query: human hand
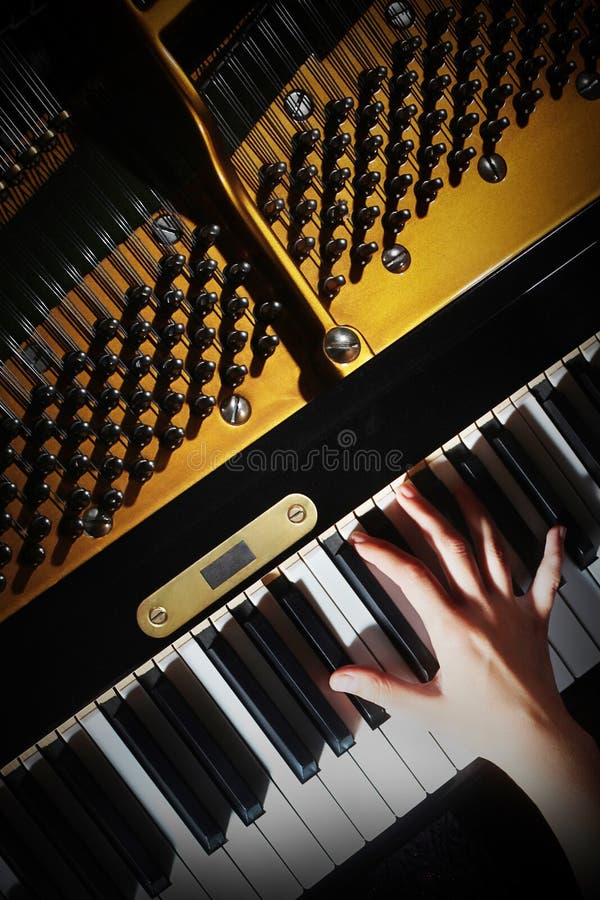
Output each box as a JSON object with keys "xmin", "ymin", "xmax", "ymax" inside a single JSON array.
[{"xmin": 329, "ymin": 477, "xmax": 571, "ymax": 771}]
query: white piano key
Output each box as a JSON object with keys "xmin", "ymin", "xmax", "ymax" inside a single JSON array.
[
  {"xmin": 334, "ymin": 513, "xmax": 460, "ymax": 784},
  {"xmin": 247, "ymin": 581, "xmax": 396, "ymax": 841},
  {"xmin": 177, "ymin": 629, "xmax": 335, "ymax": 889},
  {"xmin": 152, "ymin": 652, "xmax": 302, "ymax": 900},
  {"xmin": 210, "ymin": 610, "xmax": 364, "ymax": 865},
  {"xmin": 22, "ymin": 748, "xmax": 151, "ymax": 900},
  {"xmin": 549, "ymin": 645, "xmax": 575, "ymax": 692},
  {"xmin": 119, "ymin": 676, "xmax": 293, "ymax": 900},
  {"xmin": 79, "ymin": 705, "xmax": 212, "ymax": 900},
  {"xmin": 547, "ymin": 593, "xmax": 600, "ymax": 678},
  {"xmin": 0, "ymin": 777, "xmax": 93, "ymax": 900}
]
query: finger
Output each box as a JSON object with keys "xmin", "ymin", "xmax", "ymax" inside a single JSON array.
[
  {"xmin": 394, "ymin": 479, "xmax": 485, "ymax": 605},
  {"xmin": 451, "ymin": 479, "xmax": 513, "ymax": 597},
  {"xmin": 528, "ymin": 525, "xmax": 565, "ymax": 620},
  {"xmin": 329, "ymin": 665, "xmax": 438, "ymax": 719},
  {"xmin": 349, "ymin": 531, "xmax": 452, "ymax": 638}
]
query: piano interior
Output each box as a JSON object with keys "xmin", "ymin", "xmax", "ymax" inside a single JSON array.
[{"xmin": 0, "ymin": 0, "xmax": 599, "ymax": 897}]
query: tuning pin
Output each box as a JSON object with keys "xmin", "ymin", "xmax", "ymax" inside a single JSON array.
[
  {"xmin": 129, "ymin": 388, "xmax": 152, "ymax": 415},
  {"xmin": 190, "ymin": 325, "xmax": 216, "ymax": 351},
  {"xmin": 355, "ymin": 205, "xmax": 380, "ymax": 229},
  {"xmin": 99, "ymin": 455, "xmax": 125, "ymax": 481},
  {"xmin": 27, "ymin": 514, "xmax": 51, "ymax": 542},
  {"xmin": 447, "ymin": 146, "xmax": 477, "ymax": 174},
  {"xmin": 23, "ymin": 479, "xmax": 50, "ymax": 508},
  {"xmin": 160, "ymin": 321, "xmax": 185, "ymax": 348},
  {"xmin": 292, "ymin": 198, "xmax": 317, "ymax": 226},
  {"xmin": 99, "ymin": 422, "xmax": 122, "ymax": 447},
  {"xmin": 323, "ymin": 132, "xmax": 351, "ymax": 160},
  {"xmin": 422, "ymin": 40, "xmax": 452, "ymax": 71},
  {"xmin": 453, "ymin": 78, "xmax": 481, "ymax": 106},
  {"xmin": 456, "ymin": 44, "xmax": 484, "ymax": 75},
  {"xmin": 549, "ymin": 27, "xmax": 580, "ymax": 59},
  {"xmin": 125, "ymin": 284, "xmax": 152, "ymax": 309},
  {"xmin": 385, "ymin": 173, "xmax": 413, "ymax": 200},
  {"xmin": 259, "ymin": 161, "xmax": 287, "ymax": 186},
  {"xmin": 130, "ymin": 424, "xmax": 154, "ymax": 449},
  {"xmin": 0, "ymin": 511, "xmax": 11, "ymax": 533},
  {"xmin": 351, "ymin": 241, "xmax": 378, "ymax": 266},
  {"xmin": 252, "ymin": 334, "xmax": 279, "ymax": 358},
  {"xmin": 0, "ymin": 446, "xmax": 14, "ymax": 471},
  {"xmin": 485, "ymin": 50, "xmax": 516, "ymax": 79},
  {"xmin": 292, "ymin": 164, "xmax": 318, "ymax": 188},
  {"xmin": 65, "ymin": 452, "xmax": 90, "ymax": 478},
  {"xmin": 450, "ymin": 112, "xmax": 479, "ymax": 140},
  {"xmin": 224, "ymin": 329, "xmax": 249, "ymax": 354},
  {"xmin": 546, "ymin": 59, "xmax": 577, "ymax": 90},
  {"xmin": 483, "ymin": 83, "xmax": 513, "ymax": 114},
  {"xmin": 323, "ymin": 200, "xmax": 348, "ymax": 227},
  {"xmin": 518, "ymin": 22, "xmax": 549, "ymax": 53},
  {"xmin": 97, "ymin": 387, "xmax": 121, "ymax": 413},
  {"xmin": 414, "ymin": 177, "xmax": 443, "ymax": 205},
  {"xmin": 59, "ymin": 515, "xmax": 85, "ymax": 540},
  {"xmin": 319, "ymin": 274, "xmax": 346, "ymax": 300},
  {"xmin": 513, "ymin": 87, "xmax": 543, "ymax": 117},
  {"xmin": 386, "ymin": 139, "xmax": 414, "ymax": 165},
  {"xmin": 191, "ymin": 257, "xmax": 218, "ymax": 284},
  {"xmin": 33, "ymin": 450, "xmax": 56, "ymax": 476},
  {"xmin": 159, "ymin": 426, "xmax": 185, "ymax": 450},
  {"xmin": 96, "ymin": 352, "xmax": 119, "ymax": 377},
  {"xmin": 190, "ymin": 290, "xmax": 218, "ymax": 319},
  {"xmin": 32, "ymin": 416, "xmax": 57, "ymax": 443},
  {"xmin": 100, "ymin": 488, "xmax": 124, "ymax": 513},
  {"xmin": 357, "ymin": 100, "xmax": 384, "ymax": 128},
  {"xmin": 131, "ymin": 457, "xmax": 156, "ymax": 483},
  {"xmin": 63, "ymin": 349, "xmax": 88, "ymax": 375},
  {"xmin": 159, "ymin": 288, "xmax": 184, "ymax": 312},
  {"xmin": 391, "ymin": 36, "xmax": 421, "ymax": 70},
  {"xmin": 64, "ymin": 385, "xmax": 89, "ymax": 410},
  {"xmin": 255, "ymin": 300, "xmax": 282, "ymax": 323},
  {"xmin": 66, "ymin": 486, "xmax": 92, "ymax": 513},
  {"xmin": 224, "ymin": 261, "xmax": 252, "ymax": 288},
  {"xmin": 417, "ymin": 142, "xmax": 446, "ymax": 169},
  {"xmin": 94, "ymin": 317, "xmax": 120, "ymax": 341},
  {"xmin": 391, "ymin": 69, "xmax": 418, "ymax": 98},
  {"xmin": 392, "ymin": 103, "xmax": 417, "ymax": 133},
  {"xmin": 419, "ymin": 108, "xmax": 447, "ymax": 140},
  {"xmin": 360, "ymin": 66, "xmax": 387, "ymax": 92},
  {"xmin": 262, "ymin": 197, "xmax": 285, "ymax": 223},
  {"xmin": 489, "ymin": 16, "xmax": 518, "ymax": 49},
  {"xmin": 222, "ymin": 364, "xmax": 248, "ymax": 388},
  {"xmin": 480, "ymin": 116, "xmax": 510, "ymax": 144},
  {"xmin": 189, "ymin": 393, "xmax": 216, "ymax": 418},
  {"xmin": 292, "ymin": 128, "xmax": 320, "ymax": 153},
  {"xmin": 30, "ymin": 384, "xmax": 56, "ymax": 410},
  {"xmin": 190, "ymin": 359, "xmax": 216, "ymax": 385},
  {"xmin": 291, "ymin": 236, "xmax": 315, "ymax": 263},
  {"xmin": 357, "ymin": 134, "xmax": 383, "ymax": 162},
  {"xmin": 327, "ymin": 166, "xmax": 351, "ymax": 192},
  {"xmin": 222, "ymin": 296, "xmax": 249, "ymax": 320},
  {"xmin": 193, "ymin": 222, "xmax": 221, "ymax": 250},
  {"xmin": 423, "ymin": 74, "xmax": 451, "ymax": 101},
  {"xmin": 383, "ymin": 208, "xmax": 411, "ymax": 234},
  {"xmin": 159, "ymin": 391, "xmax": 185, "ymax": 416},
  {"xmin": 66, "ymin": 419, "xmax": 90, "ymax": 445},
  {"xmin": 323, "ymin": 237, "xmax": 347, "ymax": 263},
  {"xmin": 0, "ymin": 480, "xmax": 17, "ymax": 506},
  {"xmin": 128, "ymin": 353, "xmax": 152, "ymax": 379},
  {"xmin": 0, "ymin": 542, "xmax": 11, "ymax": 566},
  {"xmin": 127, "ymin": 319, "xmax": 152, "ymax": 347},
  {"xmin": 159, "ymin": 253, "xmax": 186, "ymax": 278},
  {"xmin": 457, "ymin": 12, "xmax": 485, "ymax": 42},
  {"xmin": 325, "ymin": 97, "xmax": 354, "ymax": 125},
  {"xmin": 425, "ymin": 7, "xmax": 455, "ymax": 40},
  {"xmin": 160, "ymin": 356, "xmax": 184, "ymax": 382},
  {"xmin": 353, "ymin": 170, "xmax": 381, "ymax": 197},
  {"xmin": 19, "ymin": 542, "xmax": 45, "ymax": 568}
]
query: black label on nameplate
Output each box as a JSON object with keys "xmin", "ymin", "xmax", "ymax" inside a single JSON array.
[{"xmin": 200, "ymin": 541, "xmax": 256, "ymax": 589}]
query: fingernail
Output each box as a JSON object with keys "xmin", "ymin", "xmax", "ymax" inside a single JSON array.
[
  {"xmin": 349, "ymin": 530, "xmax": 368, "ymax": 544},
  {"xmin": 398, "ymin": 481, "xmax": 416, "ymax": 499},
  {"xmin": 559, "ymin": 525, "xmax": 567, "ymax": 542},
  {"xmin": 330, "ymin": 671, "xmax": 356, "ymax": 691}
]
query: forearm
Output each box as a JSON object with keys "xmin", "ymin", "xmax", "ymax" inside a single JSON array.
[{"xmin": 492, "ymin": 713, "xmax": 600, "ymax": 899}]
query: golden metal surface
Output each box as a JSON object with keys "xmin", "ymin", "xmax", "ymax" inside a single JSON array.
[{"xmin": 137, "ymin": 492, "xmax": 318, "ymax": 637}]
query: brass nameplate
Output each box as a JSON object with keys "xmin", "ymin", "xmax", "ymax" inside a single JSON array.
[{"xmin": 137, "ymin": 493, "xmax": 317, "ymax": 637}]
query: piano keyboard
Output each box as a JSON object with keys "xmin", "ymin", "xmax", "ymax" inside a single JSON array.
[{"xmin": 3, "ymin": 331, "xmax": 600, "ymax": 899}]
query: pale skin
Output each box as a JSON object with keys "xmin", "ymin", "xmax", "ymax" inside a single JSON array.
[{"xmin": 329, "ymin": 479, "xmax": 600, "ymax": 899}]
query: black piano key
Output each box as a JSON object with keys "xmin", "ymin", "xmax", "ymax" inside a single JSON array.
[
  {"xmin": 321, "ymin": 531, "xmax": 439, "ymax": 683},
  {"xmin": 231, "ymin": 597, "xmax": 356, "ymax": 757},
  {"xmin": 267, "ymin": 573, "xmax": 389, "ymax": 729},
  {"xmin": 5, "ymin": 766, "xmax": 125, "ymax": 900},
  {"xmin": 444, "ymin": 442, "xmax": 544, "ymax": 577},
  {"xmin": 532, "ymin": 377, "xmax": 600, "ymax": 485},
  {"xmin": 100, "ymin": 695, "xmax": 226, "ymax": 853},
  {"xmin": 40, "ymin": 736, "xmax": 170, "ymax": 897},
  {"xmin": 196, "ymin": 624, "xmax": 319, "ymax": 783},
  {"xmin": 409, "ymin": 466, "xmax": 472, "ymax": 540},
  {"xmin": 0, "ymin": 803, "xmax": 63, "ymax": 900},
  {"xmin": 140, "ymin": 666, "xmax": 264, "ymax": 826},
  {"xmin": 356, "ymin": 504, "xmax": 412, "ymax": 553},
  {"xmin": 481, "ymin": 418, "xmax": 596, "ymax": 570},
  {"xmin": 566, "ymin": 354, "xmax": 600, "ymax": 413}
]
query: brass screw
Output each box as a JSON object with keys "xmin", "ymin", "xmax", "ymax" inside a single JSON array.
[
  {"xmin": 287, "ymin": 504, "xmax": 306, "ymax": 524},
  {"xmin": 149, "ymin": 606, "xmax": 168, "ymax": 626}
]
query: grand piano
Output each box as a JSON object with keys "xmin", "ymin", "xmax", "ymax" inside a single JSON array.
[{"xmin": 0, "ymin": 1, "xmax": 599, "ymax": 897}]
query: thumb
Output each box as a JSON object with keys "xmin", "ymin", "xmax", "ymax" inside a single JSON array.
[{"xmin": 329, "ymin": 665, "xmax": 435, "ymax": 718}]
